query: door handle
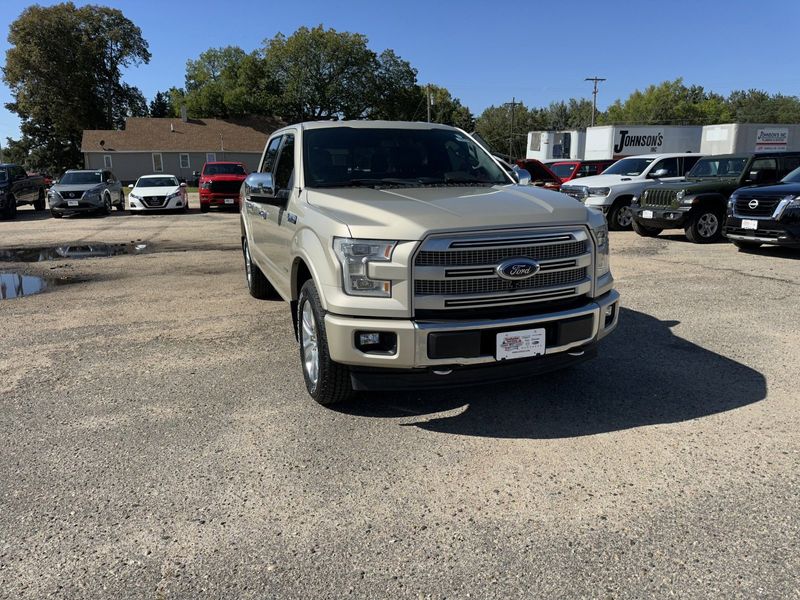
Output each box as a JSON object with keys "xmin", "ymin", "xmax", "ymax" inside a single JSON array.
[{"xmin": 258, "ymin": 209, "xmax": 269, "ymax": 219}]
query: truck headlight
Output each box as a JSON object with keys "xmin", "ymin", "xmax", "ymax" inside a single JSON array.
[
  {"xmin": 588, "ymin": 187, "xmax": 610, "ymax": 197},
  {"xmin": 333, "ymin": 238, "xmax": 396, "ymax": 297},
  {"xmin": 591, "ymin": 223, "xmax": 610, "ymax": 277}
]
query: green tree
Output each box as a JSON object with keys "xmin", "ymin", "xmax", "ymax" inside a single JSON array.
[
  {"xmin": 475, "ymin": 103, "xmax": 547, "ymax": 159},
  {"xmin": 603, "ymin": 79, "xmax": 730, "ymax": 125},
  {"xmin": 3, "ymin": 2, "xmax": 149, "ymax": 173},
  {"xmin": 148, "ymin": 91, "xmax": 173, "ymax": 117},
  {"xmin": 542, "ymin": 98, "xmax": 596, "ymax": 129},
  {"xmin": 424, "ymin": 85, "xmax": 474, "ymax": 130}
]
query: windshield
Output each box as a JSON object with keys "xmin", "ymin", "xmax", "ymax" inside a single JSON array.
[
  {"xmin": 688, "ymin": 156, "xmax": 748, "ymax": 178},
  {"xmin": 782, "ymin": 166, "xmax": 800, "ymax": 183},
  {"xmin": 59, "ymin": 171, "xmax": 102, "ymax": 185},
  {"xmin": 303, "ymin": 127, "xmax": 511, "ymax": 188},
  {"xmin": 602, "ymin": 158, "xmax": 655, "ymax": 177},
  {"xmin": 136, "ymin": 176, "xmax": 179, "ymax": 188},
  {"xmin": 203, "ymin": 163, "xmax": 246, "ymax": 176},
  {"xmin": 549, "ymin": 163, "xmax": 577, "ymax": 178}
]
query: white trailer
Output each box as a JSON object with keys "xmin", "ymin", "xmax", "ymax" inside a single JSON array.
[
  {"xmin": 701, "ymin": 123, "xmax": 800, "ymax": 155},
  {"xmin": 584, "ymin": 125, "xmax": 702, "ymax": 160},
  {"xmin": 525, "ymin": 130, "xmax": 586, "ymax": 161}
]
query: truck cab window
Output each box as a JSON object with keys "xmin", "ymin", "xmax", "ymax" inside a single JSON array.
[
  {"xmin": 274, "ymin": 135, "xmax": 295, "ymax": 190},
  {"xmin": 260, "ymin": 136, "xmax": 283, "ymax": 173},
  {"xmin": 651, "ymin": 157, "xmax": 679, "ymax": 177}
]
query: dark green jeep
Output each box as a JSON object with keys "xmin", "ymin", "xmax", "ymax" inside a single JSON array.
[{"xmin": 630, "ymin": 152, "xmax": 800, "ymax": 243}]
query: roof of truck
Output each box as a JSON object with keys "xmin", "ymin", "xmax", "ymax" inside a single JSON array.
[
  {"xmin": 620, "ymin": 152, "xmax": 701, "ymax": 159},
  {"xmin": 288, "ymin": 120, "xmax": 459, "ymax": 132}
]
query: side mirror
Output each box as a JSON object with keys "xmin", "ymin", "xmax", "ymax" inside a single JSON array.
[
  {"xmin": 747, "ymin": 170, "xmax": 761, "ymax": 183},
  {"xmin": 179, "ymin": 182, "xmax": 187, "ymax": 188},
  {"xmin": 512, "ymin": 166, "xmax": 531, "ymax": 186},
  {"xmin": 106, "ymin": 179, "xmax": 113, "ymax": 184},
  {"xmin": 650, "ymin": 168, "xmax": 669, "ymax": 178},
  {"xmin": 192, "ymin": 171, "xmax": 200, "ymax": 178},
  {"xmin": 127, "ymin": 183, "xmax": 134, "ymax": 188},
  {"xmin": 244, "ymin": 172, "xmax": 275, "ymax": 201}
]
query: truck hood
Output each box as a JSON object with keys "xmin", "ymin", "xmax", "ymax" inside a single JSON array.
[
  {"xmin": 655, "ymin": 177, "xmax": 741, "ymax": 194},
  {"xmin": 131, "ymin": 185, "xmax": 181, "ymax": 196},
  {"xmin": 561, "ymin": 174, "xmax": 640, "ymax": 188},
  {"xmin": 306, "ymin": 184, "xmax": 593, "ymax": 239}
]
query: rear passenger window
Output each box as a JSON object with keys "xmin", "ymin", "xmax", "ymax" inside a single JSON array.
[
  {"xmin": 260, "ymin": 136, "xmax": 283, "ymax": 173},
  {"xmin": 274, "ymin": 135, "xmax": 295, "ymax": 190},
  {"xmin": 780, "ymin": 156, "xmax": 800, "ymax": 176},
  {"xmin": 682, "ymin": 156, "xmax": 701, "ymax": 175}
]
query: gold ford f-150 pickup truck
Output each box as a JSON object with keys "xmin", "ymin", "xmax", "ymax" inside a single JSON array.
[{"xmin": 240, "ymin": 121, "xmax": 619, "ymax": 405}]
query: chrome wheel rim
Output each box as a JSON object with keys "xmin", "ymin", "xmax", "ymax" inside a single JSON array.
[
  {"xmin": 244, "ymin": 242, "xmax": 252, "ymax": 287},
  {"xmin": 617, "ymin": 206, "xmax": 633, "ymax": 228},
  {"xmin": 301, "ymin": 301, "xmax": 319, "ymax": 389},
  {"xmin": 698, "ymin": 213, "xmax": 718, "ymax": 237}
]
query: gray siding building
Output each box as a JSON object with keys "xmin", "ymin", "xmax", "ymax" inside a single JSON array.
[{"xmin": 81, "ymin": 116, "xmax": 282, "ymax": 183}]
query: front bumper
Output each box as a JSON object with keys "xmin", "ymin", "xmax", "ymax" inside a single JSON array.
[
  {"xmin": 200, "ymin": 192, "xmax": 241, "ymax": 208},
  {"xmin": 49, "ymin": 196, "xmax": 104, "ymax": 214},
  {"xmin": 631, "ymin": 204, "xmax": 691, "ymax": 229},
  {"xmin": 723, "ymin": 214, "xmax": 800, "ymax": 247},
  {"xmin": 324, "ymin": 290, "xmax": 620, "ymax": 380}
]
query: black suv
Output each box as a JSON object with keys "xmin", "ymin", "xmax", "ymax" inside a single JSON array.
[
  {"xmin": 722, "ymin": 167, "xmax": 800, "ymax": 250},
  {"xmin": 630, "ymin": 152, "xmax": 800, "ymax": 243}
]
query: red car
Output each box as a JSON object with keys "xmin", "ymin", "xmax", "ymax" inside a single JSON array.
[
  {"xmin": 515, "ymin": 159, "xmax": 563, "ymax": 190},
  {"xmin": 545, "ymin": 159, "xmax": 616, "ymax": 183},
  {"xmin": 197, "ymin": 162, "xmax": 248, "ymax": 212}
]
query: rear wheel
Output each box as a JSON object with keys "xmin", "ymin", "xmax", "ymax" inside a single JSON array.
[
  {"xmin": 632, "ymin": 219, "xmax": 663, "ymax": 237},
  {"xmin": 116, "ymin": 192, "xmax": 125, "ymax": 211},
  {"xmin": 732, "ymin": 240, "xmax": 762, "ymax": 251},
  {"xmin": 298, "ymin": 280, "xmax": 353, "ymax": 406},
  {"xmin": 607, "ymin": 201, "xmax": 633, "ymax": 231},
  {"xmin": 243, "ymin": 238, "xmax": 276, "ymax": 299},
  {"xmin": 200, "ymin": 203, "xmax": 209, "ymax": 213},
  {"xmin": 685, "ymin": 209, "xmax": 722, "ymax": 243},
  {"xmin": 33, "ymin": 190, "xmax": 46, "ymax": 211}
]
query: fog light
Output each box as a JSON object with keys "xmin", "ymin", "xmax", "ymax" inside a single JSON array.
[
  {"xmin": 355, "ymin": 331, "xmax": 397, "ymax": 355},
  {"xmin": 359, "ymin": 332, "xmax": 381, "ymax": 345},
  {"xmin": 604, "ymin": 305, "xmax": 616, "ymax": 327}
]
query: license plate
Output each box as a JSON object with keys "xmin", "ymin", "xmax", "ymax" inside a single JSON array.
[
  {"xmin": 642, "ymin": 210, "xmax": 654, "ymax": 219},
  {"xmin": 224, "ymin": 198, "xmax": 235, "ymax": 204},
  {"xmin": 67, "ymin": 200, "xmax": 79, "ymax": 207},
  {"xmin": 741, "ymin": 219, "xmax": 758, "ymax": 230},
  {"xmin": 496, "ymin": 328, "xmax": 546, "ymax": 361}
]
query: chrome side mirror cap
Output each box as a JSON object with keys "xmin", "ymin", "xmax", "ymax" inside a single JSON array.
[
  {"xmin": 512, "ymin": 166, "xmax": 532, "ymax": 186},
  {"xmin": 244, "ymin": 172, "xmax": 275, "ymax": 199}
]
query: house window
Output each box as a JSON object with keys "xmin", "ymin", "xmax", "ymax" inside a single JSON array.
[
  {"xmin": 152, "ymin": 153, "xmax": 163, "ymax": 173},
  {"xmin": 206, "ymin": 152, "xmax": 216, "ymax": 163},
  {"xmin": 179, "ymin": 153, "xmax": 190, "ymax": 169},
  {"xmin": 103, "ymin": 155, "xmax": 112, "ymax": 169}
]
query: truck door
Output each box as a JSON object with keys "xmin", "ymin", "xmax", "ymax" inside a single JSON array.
[
  {"xmin": 247, "ymin": 135, "xmax": 282, "ymax": 269},
  {"xmin": 263, "ymin": 134, "xmax": 297, "ymax": 288}
]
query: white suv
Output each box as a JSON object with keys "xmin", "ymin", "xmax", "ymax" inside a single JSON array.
[{"xmin": 560, "ymin": 153, "xmax": 702, "ymax": 230}]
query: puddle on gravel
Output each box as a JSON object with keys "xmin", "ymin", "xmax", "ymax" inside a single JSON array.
[
  {"xmin": 1, "ymin": 273, "xmax": 48, "ymax": 299},
  {"xmin": 0, "ymin": 242, "xmax": 151, "ymax": 262}
]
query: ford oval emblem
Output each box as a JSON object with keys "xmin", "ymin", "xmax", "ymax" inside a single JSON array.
[
  {"xmin": 748, "ymin": 199, "xmax": 759, "ymax": 209},
  {"xmin": 496, "ymin": 258, "xmax": 540, "ymax": 280}
]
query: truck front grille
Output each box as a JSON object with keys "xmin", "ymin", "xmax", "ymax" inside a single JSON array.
[
  {"xmin": 209, "ymin": 180, "xmax": 243, "ymax": 195},
  {"xmin": 412, "ymin": 229, "xmax": 593, "ymax": 315},
  {"xmin": 734, "ymin": 195, "xmax": 782, "ymax": 217},
  {"xmin": 642, "ymin": 189, "xmax": 677, "ymax": 207}
]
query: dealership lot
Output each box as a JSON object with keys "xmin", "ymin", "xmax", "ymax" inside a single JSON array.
[{"xmin": 1, "ymin": 207, "xmax": 798, "ymax": 598}]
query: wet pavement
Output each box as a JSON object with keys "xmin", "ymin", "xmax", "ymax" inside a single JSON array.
[
  {"xmin": 0, "ymin": 272, "xmax": 48, "ymax": 299},
  {"xmin": 0, "ymin": 242, "xmax": 150, "ymax": 262}
]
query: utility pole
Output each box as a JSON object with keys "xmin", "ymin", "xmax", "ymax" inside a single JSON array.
[
  {"xmin": 585, "ymin": 76, "xmax": 606, "ymax": 127},
  {"xmin": 503, "ymin": 97, "xmax": 520, "ymax": 158},
  {"xmin": 427, "ymin": 85, "xmax": 432, "ymax": 123}
]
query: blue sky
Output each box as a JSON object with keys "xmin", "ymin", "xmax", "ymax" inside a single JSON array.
[{"xmin": 1, "ymin": 0, "xmax": 799, "ymax": 142}]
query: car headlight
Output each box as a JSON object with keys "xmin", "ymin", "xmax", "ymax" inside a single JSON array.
[
  {"xmin": 333, "ymin": 238, "xmax": 396, "ymax": 297},
  {"xmin": 129, "ymin": 193, "xmax": 141, "ymax": 201},
  {"xmin": 166, "ymin": 191, "xmax": 181, "ymax": 200},
  {"xmin": 590, "ymin": 223, "xmax": 610, "ymax": 278},
  {"xmin": 728, "ymin": 193, "xmax": 738, "ymax": 209},
  {"xmin": 588, "ymin": 187, "xmax": 610, "ymax": 197}
]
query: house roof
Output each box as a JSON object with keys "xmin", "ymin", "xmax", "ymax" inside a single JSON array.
[{"xmin": 81, "ymin": 117, "xmax": 282, "ymax": 153}]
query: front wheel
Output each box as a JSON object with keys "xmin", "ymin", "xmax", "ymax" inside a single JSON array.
[
  {"xmin": 685, "ymin": 210, "xmax": 722, "ymax": 243},
  {"xmin": 607, "ymin": 202, "xmax": 633, "ymax": 231},
  {"xmin": 200, "ymin": 204, "xmax": 209, "ymax": 213},
  {"xmin": 1, "ymin": 196, "xmax": 17, "ymax": 220},
  {"xmin": 298, "ymin": 280, "xmax": 353, "ymax": 406},
  {"xmin": 732, "ymin": 240, "xmax": 762, "ymax": 251},
  {"xmin": 632, "ymin": 219, "xmax": 663, "ymax": 237}
]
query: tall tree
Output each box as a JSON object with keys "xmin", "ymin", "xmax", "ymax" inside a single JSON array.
[
  {"xmin": 603, "ymin": 79, "xmax": 731, "ymax": 125},
  {"xmin": 3, "ymin": 2, "xmax": 149, "ymax": 173},
  {"xmin": 148, "ymin": 91, "xmax": 173, "ymax": 118},
  {"xmin": 475, "ymin": 103, "xmax": 547, "ymax": 159}
]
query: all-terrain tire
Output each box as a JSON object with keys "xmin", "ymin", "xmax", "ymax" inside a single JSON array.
[
  {"xmin": 632, "ymin": 219, "xmax": 663, "ymax": 237},
  {"xmin": 685, "ymin": 209, "xmax": 723, "ymax": 243},
  {"xmin": 607, "ymin": 201, "xmax": 633, "ymax": 231},
  {"xmin": 33, "ymin": 190, "xmax": 46, "ymax": 211}
]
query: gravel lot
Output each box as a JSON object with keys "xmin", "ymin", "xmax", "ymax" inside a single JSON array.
[{"xmin": 1, "ymin": 203, "xmax": 798, "ymax": 599}]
